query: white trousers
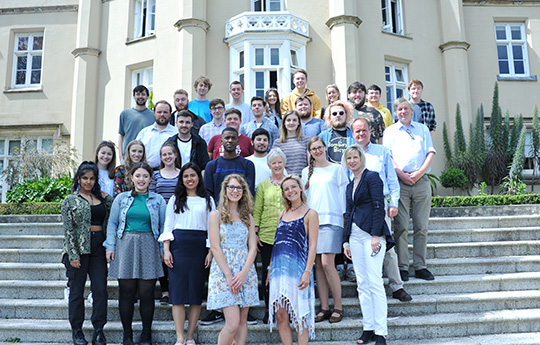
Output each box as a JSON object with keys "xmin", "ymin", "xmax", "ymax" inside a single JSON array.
[{"xmin": 350, "ymin": 223, "xmax": 388, "ymax": 336}]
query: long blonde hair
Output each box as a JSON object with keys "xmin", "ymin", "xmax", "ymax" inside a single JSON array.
[
  {"xmin": 280, "ymin": 175, "xmax": 307, "ymax": 211},
  {"xmin": 217, "ymin": 174, "xmax": 253, "ymax": 228}
]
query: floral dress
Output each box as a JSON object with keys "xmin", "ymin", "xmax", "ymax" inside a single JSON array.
[{"xmin": 207, "ymin": 221, "xmax": 259, "ymax": 309}]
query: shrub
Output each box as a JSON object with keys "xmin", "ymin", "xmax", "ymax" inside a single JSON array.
[
  {"xmin": 432, "ymin": 194, "xmax": 540, "ymax": 208},
  {"xmin": 440, "ymin": 168, "xmax": 468, "ymax": 194},
  {"xmin": 6, "ymin": 175, "xmax": 71, "ymax": 203},
  {"xmin": 0, "ymin": 202, "xmax": 61, "ymax": 215}
]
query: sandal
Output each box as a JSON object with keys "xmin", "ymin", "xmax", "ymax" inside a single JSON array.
[
  {"xmin": 314, "ymin": 309, "xmax": 331, "ymax": 322},
  {"xmin": 329, "ymin": 308, "xmax": 343, "ymax": 323},
  {"xmin": 357, "ymin": 330, "xmax": 375, "ymax": 344}
]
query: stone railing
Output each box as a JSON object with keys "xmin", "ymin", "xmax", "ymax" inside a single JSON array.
[{"xmin": 225, "ymin": 11, "xmax": 309, "ymax": 38}]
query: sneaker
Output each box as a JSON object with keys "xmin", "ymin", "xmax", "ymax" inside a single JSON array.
[
  {"xmin": 200, "ymin": 310, "xmax": 224, "ymax": 325},
  {"xmin": 247, "ymin": 312, "xmax": 257, "ymax": 325},
  {"xmin": 87, "ymin": 291, "xmax": 93, "ymax": 304},
  {"xmin": 64, "ymin": 284, "xmax": 70, "ymax": 304},
  {"xmin": 160, "ymin": 295, "xmax": 169, "ymax": 305},
  {"xmin": 346, "ymin": 267, "xmax": 356, "ymax": 283},
  {"xmin": 337, "ymin": 266, "xmax": 346, "ymax": 281}
]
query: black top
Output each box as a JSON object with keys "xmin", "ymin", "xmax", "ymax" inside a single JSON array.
[{"xmin": 90, "ymin": 202, "xmax": 107, "ymax": 226}]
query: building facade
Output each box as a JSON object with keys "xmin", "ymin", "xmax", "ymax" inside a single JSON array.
[{"xmin": 1, "ymin": 0, "xmax": 540, "ymax": 199}]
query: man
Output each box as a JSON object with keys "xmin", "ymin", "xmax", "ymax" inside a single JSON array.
[
  {"xmin": 384, "ymin": 97, "xmax": 436, "ymax": 282},
  {"xmin": 118, "ymin": 85, "xmax": 155, "ymax": 162},
  {"xmin": 408, "ymin": 79, "xmax": 437, "ymax": 135},
  {"xmin": 167, "ymin": 110, "xmax": 209, "ymax": 171},
  {"xmin": 135, "ymin": 100, "xmax": 178, "ymax": 168},
  {"xmin": 318, "ymin": 100, "xmax": 355, "ymax": 164},
  {"xmin": 281, "ymin": 69, "xmax": 322, "ymax": 119},
  {"xmin": 347, "ymin": 81, "xmax": 385, "ymax": 144},
  {"xmin": 199, "ymin": 98, "xmax": 227, "ymax": 144},
  {"xmin": 208, "ymin": 108, "xmax": 254, "ymax": 160},
  {"xmin": 366, "ymin": 84, "xmax": 393, "ymax": 128},
  {"xmin": 188, "ymin": 76, "xmax": 213, "ymax": 123},
  {"xmin": 240, "ymin": 96, "xmax": 279, "ymax": 149},
  {"xmin": 225, "ymin": 81, "xmax": 253, "ymax": 124},
  {"xmin": 352, "ymin": 117, "xmax": 412, "ymax": 302},
  {"xmin": 246, "ymin": 128, "xmax": 272, "ymax": 190},
  {"xmin": 295, "ymin": 96, "xmax": 325, "ymax": 138},
  {"xmin": 169, "ymin": 89, "xmax": 206, "ymax": 135},
  {"xmin": 204, "ymin": 127, "xmax": 256, "ymax": 202}
]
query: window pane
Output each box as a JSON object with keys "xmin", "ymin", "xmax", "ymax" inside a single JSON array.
[
  {"xmin": 31, "ymin": 55, "xmax": 42, "ymax": 70},
  {"xmin": 386, "ymin": 86, "xmax": 392, "ymax": 110},
  {"xmin": 239, "ymin": 51, "xmax": 244, "ymax": 68},
  {"xmin": 497, "ymin": 45, "xmax": 508, "ymax": 59},
  {"xmin": 290, "ymin": 50, "xmax": 298, "ymax": 66},
  {"xmin": 385, "ymin": 66, "xmax": 391, "ymax": 82},
  {"xmin": 395, "ymin": 69, "xmax": 404, "ymax": 82},
  {"xmin": 33, "ymin": 36, "xmax": 43, "ymax": 50},
  {"xmin": 396, "ymin": 88, "xmax": 403, "ymax": 98},
  {"xmin": 512, "ymin": 45, "xmax": 523, "ymax": 60},
  {"xmin": 25, "ymin": 139, "xmax": 37, "ymax": 151},
  {"xmin": 514, "ymin": 60, "xmax": 525, "ymax": 74},
  {"xmin": 255, "ymin": 48, "xmax": 264, "ymax": 65},
  {"xmin": 270, "ymin": 48, "xmax": 279, "ymax": 65},
  {"xmin": 256, "ymin": 90, "xmax": 265, "ymax": 98},
  {"xmin": 495, "ymin": 26, "xmax": 506, "ymax": 40},
  {"xmin": 8, "ymin": 141, "xmax": 21, "ymax": 155},
  {"xmin": 16, "ymin": 71, "xmax": 26, "ymax": 85},
  {"xmin": 269, "ymin": 0, "xmax": 280, "ymax": 11},
  {"xmin": 17, "ymin": 56, "xmax": 27, "ymax": 70},
  {"xmin": 269, "ymin": 70, "xmax": 278, "ymax": 88},
  {"xmin": 42, "ymin": 139, "xmax": 54, "ymax": 153},
  {"xmin": 254, "ymin": 0, "xmax": 262, "ymax": 11},
  {"xmin": 511, "ymin": 26, "xmax": 522, "ymax": 40},
  {"xmin": 499, "ymin": 60, "xmax": 510, "ymax": 74},
  {"xmin": 17, "ymin": 37, "xmax": 28, "ymax": 51},
  {"xmin": 0, "ymin": 140, "xmax": 5, "ymax": 155},
  {"xmin": 239, "ymin": 74, "xmax": 244, "ymax": 87},
  {"xmin": 256, "ymin": 71, "xmax": 264, "ymax": 88},
  {"xmin": 31, "ymin": 71, "xmax": 41, "ymax": 84}
]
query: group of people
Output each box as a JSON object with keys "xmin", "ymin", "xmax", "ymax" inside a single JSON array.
[{"xmin": 61, "ymin": 70, "xmax": 437, "ymax": 345}]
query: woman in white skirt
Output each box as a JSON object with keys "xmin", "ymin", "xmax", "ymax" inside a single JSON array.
[
  {"xmin": 104, "ymin": 162, "xmax": 167, "ymax": 345},
  {"xmin": 301, "ymin": 136, "xmax": 348, "ymax": 324}
]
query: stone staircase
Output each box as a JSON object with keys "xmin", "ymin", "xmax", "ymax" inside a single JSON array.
[{"xmin": 1, "ymin": 206, "xmax": 540, "ymax": 344}]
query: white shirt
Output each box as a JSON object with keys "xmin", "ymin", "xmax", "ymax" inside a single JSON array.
[
  {"xmin": 247, "ymin": 155, "xmax": 272, "ymax": 190},
  {"xmin": 136, "ymin": 123, "xmax": 178, "ymax": 168},
  {"xmin": 177, "ymin": 137, "xmax": 192, "ymax": 167},
  {"xmin": 98, "ymin": 169, "xmax": 114, "ymax": 196}
]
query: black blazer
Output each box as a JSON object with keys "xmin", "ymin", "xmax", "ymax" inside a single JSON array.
[
  {"xmin": 167, "ymin": 133, "xmax": 210, "ymax": 170},
  {"xmin": 343, "ymin": 169, "xmax": 394, "ymax": 250}
]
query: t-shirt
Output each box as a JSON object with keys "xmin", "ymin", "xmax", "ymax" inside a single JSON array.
[
  {"xmin": 125, "ymin": 194, "xmax": 151, "ymax": 232},
  {"xmin": 149, "ymin": 170, "xmax": 179, "ymax": 204},
  {"xmin": 208, "ymin": 134, "xmax": 254, "ymax": 159},
  {"xmin": 98, "ymin": 169, "xmax": 114, "ymax": 197},
  {"xmin": 188, "ymin": 100, "xmax": 212, "ymax": 123},
  {"xmin": 302, "ymin": 117, "xmax": 326, "ymax": 138},
  {"xmin": 247, "ymin": 155, "xmax": 272, "ymax": 190},
  {"xmin": 118, "ymin": 108, "xmax": 155, "ymax": 155},
  {"xmin": 272, "ymin": 136, "xmax": 310, "ymax": 176},
  {"xmin": 177, "ymin": 137, "xmax": 192, "ymax": 167},
  {"xmin": 226, "ymin": 102, "xmax": 254, "ymax": 124},
  {"xmin": 327, "ymin": 129, "xmax": 348, "ymax": 164}
]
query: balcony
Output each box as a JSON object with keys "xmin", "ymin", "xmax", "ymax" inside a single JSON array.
[{"xmin": 225, "ymin": 11, "xmax": 309, "ymax": 39}]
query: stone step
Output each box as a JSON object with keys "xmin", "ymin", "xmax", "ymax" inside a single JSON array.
[
  {"xmin": 419, "ymin": 240, "xmax": 540, "ymax": 259},
  {"xmin": 2, "ymin": 289, "xmax": 540, "ymax": 321},
  {"xmin": 410, "ymin": 226, "xmax": 540, "ymax": 243},
  {"xmin": 0, "ymin": 248, "xmax": 61, "ymax": 263},
  {"xmin": 424, "ymin": 214, "xmax": 540, "ymax": 230},
  {"xmin": 0, "ymin": 235, "xmax": 63, "ymax": 249},
  {"xmin": 0, "ymin": 222, "xmax": 64, "ymax": 235},
  {"xmin": 1, "ymin": 308, "xmax": 539, "ymax": 343}
]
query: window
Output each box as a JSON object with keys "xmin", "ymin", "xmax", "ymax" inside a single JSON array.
[
  {"xmin": 385, "ymin": 62, "xmax": 408, "ymax": 113},
  {"xmin": 11, "ymin": 32, "xmax": 44, "ymax": 88},
  {"xmin": 131, "ymin": 66, "xmax": 153, "ymax": 107},
  {"xmin": 495, "ymin": 23, "xmax": 529, "ymax": 77},
  {"xmin": 134, "ymin": 0, "xmax": 155, "ymax": 39},
  {"xmin": 253, "ymin": 47, "xmax": 280, "ymax": 97},
  {"xmin": 252, "ymin": 0, "xmax": 282, "ymax": 11},
  {"xmin": 381, "ymin": 0, "xmax": 403, "ymax": 35}
]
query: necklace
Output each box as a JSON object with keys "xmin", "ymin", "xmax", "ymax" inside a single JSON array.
[
  {"xmin": 80, "ymin": 192, "xmax": 94, "ymax": 205},
  {"xmin": 270, "ymin": 176, "xmax": 283, "ymax": 186},
  {"xmin": 290, "ymin": 203, "xmax": 304, "ymax": 212}
]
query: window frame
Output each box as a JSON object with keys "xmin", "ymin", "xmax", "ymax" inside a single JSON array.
[
  {"xmin": 11, "ymin": 32, "xmax": 44, "ymax": 89},
  {"xmin": 130, "ymin": 65, "xmax": 153, "ymax": 107},
  {"xmin": 381, "ymin": 0, "xmax": 404, "ymax": 35},
  {"xmin": 251, "ymin": 0, "xmax": 283, "ymax": 12},
  {"xmin": 495, "ymin": 23, "xmax": 530, "ymax": 78},
  {"xmin": 134, "ymin": 0, "xmax": 156, "ymax": 39},
  {"xmin": 385, "ymin": 62, "xmax": 409, "ymax": 114}
]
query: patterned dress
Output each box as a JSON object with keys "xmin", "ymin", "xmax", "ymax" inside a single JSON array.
[
  {"xmin": 207, "ymin": 221, "xmax": 259, "ymax": 310},
  {"xmin": 269, "ymin": 210, "xmax": 315, "ymax": 339}
]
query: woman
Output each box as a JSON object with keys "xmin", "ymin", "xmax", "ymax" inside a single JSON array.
[
  {"xmin": 302, "ymin": 137, "xmax": 348, "ymax": 324},
  {"xmin": 104, "ymin": 162, "xmax": 167, "ymax": 345},
  {"xmin": 322, "ymin": 84, "xmax": 341, "ymax": 120},
  {"xmin": 94, "ymin": 140, "xmax": 116, "ymax": 197},
  {"xmin": 114, "ymin": 140, "xmax": 146, "ymax": 197},
  {"xmin": 150, "ymin": 141, "xmax": 181, "ymax": 304},
  {"xmin": 61, "ymin": 161, "xmax": 112, "ymax": 345},
  {"xmin": 265, "ymin": 88, "xmax": 282, "ymax": 128},
  {"xmin": 252, "ymin": 148, "xmax": 287, "ymax": 323},
  {"xmin": 272, "ymin": 110, "xmax": 310, "ymax": 176},
  {"xmin": 207, "ymin": 174, "xmax": 259, "ymax": 345},
  {"xmin": 343, "ymin": 145, "xmax": 394, "ymax": 345},
  {"xmin": 268, "ymin": 175, "xmax": 318, "ymax": 345},
  {"xmin": 159, "ymin": 162, "xmax": 215, "ymax": 345}
]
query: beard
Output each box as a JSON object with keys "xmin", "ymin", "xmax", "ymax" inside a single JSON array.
[
  {"xmin": 135, "ymin": 98, "xmax": 147, "ymax": 106},
  {"xmin": 254, "ymin": 146, "xmax": 268, "ymax": 154},
  {"xmin": 155, "ymin": 117, "xmax": 169, "ymax": 126},
  {"xmin": 300, "ymin": 111, "xmax": 311, "ymax": 119},
  {"xmin": 332, "ymin": 120, "xmax": 347, "ymax": 129}
]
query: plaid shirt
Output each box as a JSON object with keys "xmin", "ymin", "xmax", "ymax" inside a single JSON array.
[
  {"xmin": 412, "ymin": 99, "xmax": 437, "ymax": 131},
  {"xmin": 199, "ymin": 120, "xmax": 226, "ymax": 144}
]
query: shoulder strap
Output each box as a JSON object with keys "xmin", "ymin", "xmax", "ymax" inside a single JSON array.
[{"xmin": 302, "ymin": 208, "xmax": 311, "ymax": 218}]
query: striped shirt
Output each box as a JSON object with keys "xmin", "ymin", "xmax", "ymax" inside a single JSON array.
[
  {"xmin": 149, "ymin": 170, "xmax": 179, "ymax": 204},
  {"xmin": 272, "ymin": 136, "xmax": 310, "ymax": 176}
]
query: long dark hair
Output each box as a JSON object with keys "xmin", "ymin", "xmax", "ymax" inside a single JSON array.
[
  {"xmin": 174, "ymin": 162, "xmax": 212, "ymax": 213},
  {"xmin": 72, "ymin": 161, "xmax": 104, "ymax": 201},
  {"xmin": 129, "ymin": 162, "xmax": 153, "ymax": 197}
]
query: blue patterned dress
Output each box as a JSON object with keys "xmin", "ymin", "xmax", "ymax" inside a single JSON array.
[
  {"xmin": 269, "ymin": 209, "xmax": 315, "ymax": 339},
  {"xmin": 207, "ymin": 221, "xmax": 260, "ymax": 310}
]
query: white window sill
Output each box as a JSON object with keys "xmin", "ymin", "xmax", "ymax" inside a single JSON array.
[
  {"xmin": 381, "ymin": 30, "xmax": 412, "ymax": 40},
  {"xmin": 4, "ymin": 87, "xmax": 43, "ymax": 94},
  {"xmin": 126, "ymin": 34, "xmax": 156, "ymax": 45},
  {"xmin": 497, "ymin": 75, "xmax": 537, "ymax": 81}
]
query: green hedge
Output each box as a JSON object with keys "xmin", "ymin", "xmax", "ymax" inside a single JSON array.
[
  {"xmin": 432, "ymin": 194, "xmax": 540, "ymax": 208},
  {"xmin": 0, "ymin": 202, "xmax": 61, "ymax": 215}
]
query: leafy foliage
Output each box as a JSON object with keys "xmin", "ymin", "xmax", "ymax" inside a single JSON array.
[
  {"xmin": 454, "ymin": 104, "xmax": 467, "ymax": 154},
  {"xmin": 440, "ymin": 168, "xmax": 469, "ymax": 194},
  {"xmin": 442, "ymin": 122, "xmax": 452, "ymax": 167},
  {"xmin": 0, "ymin": 203, "xmax": 61, "ymax": 214},
  {"xmin": 432, "ymin": 194, "xmax": 540, "ymax": 208},
  {"xmin": 485, "ymin": 82, "xmax": 509, "ymax": 191},
  {"xmin": 6, "ymin": 175, "xmax": 71, "ymax": 203},
  {"xmin": 530, "ymin": 105, "xmax": 540, "ymax": 190}
]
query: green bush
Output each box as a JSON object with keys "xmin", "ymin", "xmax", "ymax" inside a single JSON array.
[
  {"xmin": 6, "ymin": 175, "xmax": 71, "ymax": 203},
  {"xmin": 440, "ymin": 168, "xmax": 468, "ymax": 191},
  {"xmin": 0, "ymin": 202, "xmax": 61, "ymax": 215},
  {"xmin": 432, "ymin": 194, "xmax": 540, "ymax": 208}
]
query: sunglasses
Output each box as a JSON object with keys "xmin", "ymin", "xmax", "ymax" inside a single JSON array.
[{"xmin": 332, "ymin": 111, "xmax": 345, "ymax": 116}]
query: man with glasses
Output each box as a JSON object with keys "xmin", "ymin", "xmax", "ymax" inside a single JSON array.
[
  {"xmin": 383, "ymin": 97, "xmax": 436, "ymax": 282},
  {"xmin": 199, "ymin": 98, "xmax": 227, "ymax": 144},
  {"xmin": 318, "ymin": 100, "xmax": 355, "ymax": 164}
]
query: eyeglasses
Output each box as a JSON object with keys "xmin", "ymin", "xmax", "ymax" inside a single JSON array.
[
  {"xmin": 331, "ymin": 111, "xmax": 345, "ymax": 116},
  {"xmin": 226, "ymin": 185, "xmax": 243, "ymax": 192},
  {"xmin": 405, "ymin": 129, "xmax": 416, "ymax": 140},
  {"xmin": 310, "ymin": 146, "xmax": 325, "ymax": 152},
  {"xmin": 211, "ymin": 106, "xmax": 225, "ymax": 111}
]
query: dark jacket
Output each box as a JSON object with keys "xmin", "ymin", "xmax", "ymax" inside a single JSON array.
[
  {"xmin": 170, "ymin": 109, "xmax": 206, "ymax": 135},
  {"xmin": 167, "ymin": 132, "xmax": 210, "ymax": 170},
  {"xmin": 343, "ymin": 169, "xmax": 394, "ymax": 250}
]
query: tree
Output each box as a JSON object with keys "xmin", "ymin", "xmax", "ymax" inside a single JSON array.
[
  {"xmin": 531, "ymin": 105, "xmax": 540, "ymax": 190},
  {"xmin": 442, "ymin": 122, "xmax": 452, "ymax": 167},
  {"xmin": 485, "ymin": 82, "xmax": 508, "ymax": 193}
]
